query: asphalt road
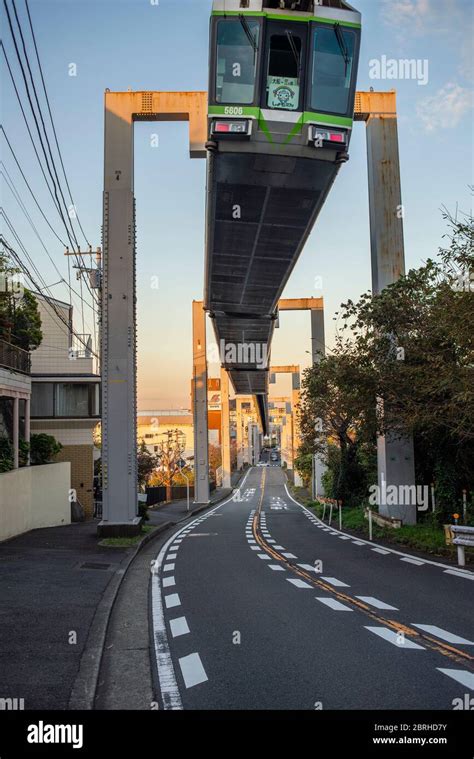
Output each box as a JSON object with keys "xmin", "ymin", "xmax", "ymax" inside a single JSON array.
[{"xmin": 150, "ymin": 466, "xmax": 474, "ymax": 710}]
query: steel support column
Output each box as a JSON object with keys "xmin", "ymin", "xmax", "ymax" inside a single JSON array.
[
  {"xmin": 99, "ymin": 91, "xmax": 206, "ymax": 535},
  {"xmin": 99, "ymin": 93, "xmax": 139, "ymax": 535},
  {"xmin": 192, "ymin": 300, "xmax": 210, "ymax": 504},
  {"xmin": 220, "ymin": 366, "xmax": 231, "ymax": 488},
  {"xmin": 362, "ymin": 93, "xmax": 417, "ymax": 525}
]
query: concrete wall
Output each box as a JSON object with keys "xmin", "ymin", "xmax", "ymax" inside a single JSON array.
[
  {"xmin": 0, "ymin": 462, "xmax": 71, "ymax": 542},
  {"xmin": 31, "ymin": 421, "xmax": 96, "ymax": 519}
]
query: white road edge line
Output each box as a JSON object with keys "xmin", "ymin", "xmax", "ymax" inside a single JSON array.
[{"xmin": 284, "ymin": 483, "xmax": 474, "ymax": 576}]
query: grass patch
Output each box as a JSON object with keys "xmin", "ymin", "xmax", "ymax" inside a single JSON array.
[
  {"xmin": 308, "ymin": 501, "xmax": 473, "ymax": 562},
  {"xmin": 99, "ymin": 524, "xmax": 157, "ymax": 548}
]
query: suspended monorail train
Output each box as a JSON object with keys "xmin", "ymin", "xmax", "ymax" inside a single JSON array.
[{"xmin": 204, "ymin": 0, "xmax": 361, "ymax": 430}]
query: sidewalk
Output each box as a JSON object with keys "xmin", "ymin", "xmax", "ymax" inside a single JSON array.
[
  {"xmin": 0, "ymin": 477, "xmax": 242, "ymax": 710},
  {"xmin": 147, "ymin": 470, "xmax": 242, "ymax": 527}
]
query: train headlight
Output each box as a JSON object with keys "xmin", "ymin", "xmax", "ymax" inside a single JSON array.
[
  {"xmin": 211, "ymin": 119, "xmax": 252, "ymax": 139},
  {"xmin": 308, "ymin": 126, "xmax": 347, "ymax": 148}
]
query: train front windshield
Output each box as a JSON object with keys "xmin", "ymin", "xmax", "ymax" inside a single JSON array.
[
  {"xmin": 212, "ymin": 16, "xmax": 359, "ymax": 120},
  {"xmin": 310, "ymin": 25, "xmax": 356, "ymax": 115},
  {"xmin": 215, "ymin": 18, "xmax": 260, "ymax": 104}
]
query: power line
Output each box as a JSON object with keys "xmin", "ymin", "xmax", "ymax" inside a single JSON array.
[
  {"xmin": 1, "ymin": 232, "xmax": 98, "ymax": 358},
  {"xmin": 1, "ymin": 4, "xmax": 98, "ymax": 309},
  {"xmin": 0, "ymin": 126, "xmax": 66, "ymax": 247},
  {"xmin": 1, "ymin": 161, "xmax": 96, "ymax": 315},
  {"xmin": 4, "ymin": 0, "xmax": 80, "ymax": 250},
  {"xmin": 24, "ymin": 0, "xmax": 91, "ymax": 249}
]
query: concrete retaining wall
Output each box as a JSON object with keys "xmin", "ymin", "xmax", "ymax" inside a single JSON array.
[{"xmin": 0, "ymin": 462, "xmax": 71, "ymax": 541}]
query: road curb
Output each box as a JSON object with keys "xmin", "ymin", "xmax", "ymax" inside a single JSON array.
[{"xmin": 68, "ymin": 520, "xmax": 173, "ymax": 711}]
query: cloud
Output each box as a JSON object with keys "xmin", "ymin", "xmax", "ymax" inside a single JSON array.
[
  {"xmin": 416, "ymin": 82, "xmax": 473, "ymax": 132},
  {"xmin": 380, "ymin": 0, "xmax": 430, "ymax": 34}
]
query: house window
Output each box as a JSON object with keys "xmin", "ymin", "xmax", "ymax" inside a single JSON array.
[{"xmin": 31, "ymin": 383, "xmax": 54, "ymax": 417}]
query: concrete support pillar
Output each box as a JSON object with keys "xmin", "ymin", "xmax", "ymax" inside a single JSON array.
[
  {"xmin": 236, "ymin": 401, "xmax": 244, "ymax": 470},
  {"xmin": 25, "ymin": 397, "xmax": 30, "ymax": 466},
  {"xmin": 291, "ymin": 372, "xmax": 303, "ymax": 486},
  {"xmin": 312, "ymin": 308, "xmax": 327, "ymax": 497},
  {"xmin": 99, "ymin": 93, "xmax": 139, "ymax": 535},
  {"xmin": 310, "ymin": 308, "xmax": 325, "ymax": 364},
  {"xmin": 366, "ymin": 112, "xmax": 416, "ymax": 525},
  {"xmin": 192, "ymin": 301, "xmax": 210, "ymax": 504},
  {"xmin": 220, "ymin": 366, "xmax": 231, "ymax": 488},
  {"xmin": 12, "ymin": 396, "xmax": 19, "ymax": 469},
  {"xmin": 247, "ymin": 422, "xmax": 253, "ymax": 465}
]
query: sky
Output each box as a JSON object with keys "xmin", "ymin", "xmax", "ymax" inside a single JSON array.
[{"xmin": 1, "ymin": 0, "xmax": 473, "ymax": 409}]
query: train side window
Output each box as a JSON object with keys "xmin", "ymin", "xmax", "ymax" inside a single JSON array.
[
  {"xmin": 310, "ymin": 26, "xmax": 355, "ymax": 115},
  {"xmin": 266, "ymin": 32, "xmax": 302, "ymax": 111},
  {"xmin": 215, "ymin": 19, "xmax": 260, "ymax": 105}
]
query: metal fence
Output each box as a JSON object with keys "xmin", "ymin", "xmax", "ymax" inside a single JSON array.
[{"xmin": 0, "ymin": 339, "xmax": 31, "ymax": 374}]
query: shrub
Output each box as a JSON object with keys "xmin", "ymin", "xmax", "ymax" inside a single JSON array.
[{"xmin": 30, "ymin": 433, "xmax": 62, "ymax": 465}]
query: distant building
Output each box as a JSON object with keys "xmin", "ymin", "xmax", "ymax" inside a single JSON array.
[
  {"xmin": 30, "ymin": 294, "xmax": 100, "ymax": 518},
  {"xmin": 137, "ymin": 410, "xmax": 194, "ymax": 461}
]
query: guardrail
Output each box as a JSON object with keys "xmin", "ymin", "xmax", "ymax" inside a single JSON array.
[
  {"xmin": 0, "ymin": 339, "xmax": 31, "ymax": 374},
  {"xmin": 451, "ymin": 525, "xmax": 474, "ymax": 567}
]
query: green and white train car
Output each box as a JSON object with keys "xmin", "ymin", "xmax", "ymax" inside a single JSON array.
[{"xmin": 204, "ymin": 0, "xmax": 361, "ymax": 421}]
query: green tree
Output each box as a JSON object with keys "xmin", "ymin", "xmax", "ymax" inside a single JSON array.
[
  {"xmin": 137, "ymin": 439, "xmax": 160, "ymax": 491},
  {"xmin": 0, "ymin": 252, "xmax": 42, "ymax": 350},
  {"xmin": 298, "ymin": 211, "xmax": 473, "ymax": 514}
]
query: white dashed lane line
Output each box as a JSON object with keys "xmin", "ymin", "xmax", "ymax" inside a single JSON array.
[
  {"xmin": 356, "ymin": 596, "xmax": 399, "ymax": 610},
  {"xmin": 321, "ymin": 576, "xmax": 350, "ymax": 588},
  {"xmin": 164, "ymin": 593, "xmax": 181, "ymax": 609},
  {"xmin": 297, "ymin": 563, "xmax": 317, "ymax": 572},
  {"xmin": 162, "ymin": 576, "xmax": 176, "ymax": 588},
  {"xmin": 400, "ymin": 557, "xmax": 425, "ymax": 566},
  {"xmin": 444, "ymin": 569, "xmax": 474, "ymax": 581},
  {"xmin": 178, "ymin": 653, "xmax": 208, "ymax": 688},
  {"xmin": 269, "ymin": 564, "xmax": 285, "ymax": 571},
  {"xmin": 316, "ymin": 597, "xmax": 353, "ymax": 612},
  {"xmin": 163, "ymin": 563, "xmax": 175, "ymax": 571},
  {"xmin": 437, "ymin": 669, "xmax": 474, "ymax": 690},
  {"xmin": 287, "ymin": 578, "xmax": 313, "ymax": 589},
  {"xmin": 411, "ymin": 625, "xmax": 474, "ymax": 645},
  {"xmin": 372, "ymin": 548, "xmax": 390, "ymax": 555},
  {"xmin": 169, "ymin": 617, "xmax": 190, "ymax": 638},
  {"xmin": 365, "ymin": 627, "xmax": 425, "ymax": 649},
  {"xmin": 258, "ymin": 553, "xmax": 271, "ymax": 560},
  {"xmin": 282, "ymin": 552, "xmax": 297, "ymax": 559}
]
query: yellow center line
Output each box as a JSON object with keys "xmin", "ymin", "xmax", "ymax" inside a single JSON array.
[{"xmin": 251, "ymin": 469, "xmax": 474, "ymax": 668}]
